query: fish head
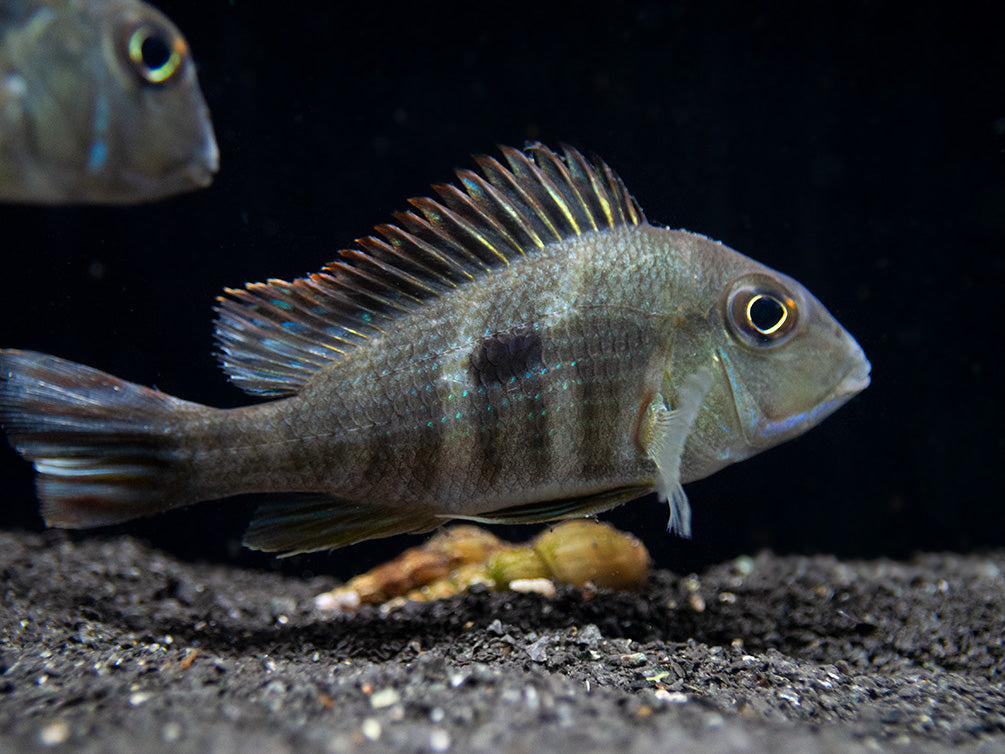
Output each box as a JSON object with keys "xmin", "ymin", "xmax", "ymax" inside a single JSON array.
[
  {"xmin": 2, "ymin": 0, "xmax": 218, "ymax": 204},
  {"xmin": 92, "ymin": 0, "xmax": 219, "ymax": 201},
  {"xmin": 673, "ymin": 239, "xmax": 870, "ymax": 481}
]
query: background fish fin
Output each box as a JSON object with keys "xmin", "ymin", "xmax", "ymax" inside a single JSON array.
[
  {"xmin": 638, "ymin": 370, "xmax": 713, "ymax": 538},
  {"xmin": 242, "ymin": 495, "xmax": 440, "ymax": 556},
  {"xmin": 0, "ymin": 349, "xmax": 200, "ymax": 528},
  {"xmin": 213, "ymin": 143, "xmax": 645, "ymax": 396},
  {"xmin": 446, "ymin": 486, "xmax": 649, "ymax": 526}
]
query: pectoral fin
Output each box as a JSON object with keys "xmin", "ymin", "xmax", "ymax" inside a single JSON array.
[{"xmin": 638, "ymin": 369, "xmax": 713, "ymax": 537}]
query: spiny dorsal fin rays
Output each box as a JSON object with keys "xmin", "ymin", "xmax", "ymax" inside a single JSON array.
[
  {"xmin": 502, "ymin": 146, "xmax": 582, "ymax": 237},
  {"xmin": 430, "ymin": 181, "xmax": 528, "ymax": 261},
  {"xmin": 213, "ymin": 143, "xmax": 647, "ymax": 397},
  {"xmin": 600, "ymin": 159, "xmax": 646, "ymax": 226},
  {"xmin": 451, "ymin": 169, "xmax": 547, "ymax": 251},
  {"xmin": 471, "ymin": 153, "xmax": 563, "ymax": 245},
  {"xmin": 374, "ymin": 224, "xmax": 476, "ymax": 284},
  {"xmin": 407, "ymin": 197, "xmax": 509, "ymax": 268},
  {"xmin": 564, "ymin": 146, "xmax": 616, "ymax": 227},
  {"xmin": 525, "ymin": 144, "xmax": 598, "ymax": 233}
]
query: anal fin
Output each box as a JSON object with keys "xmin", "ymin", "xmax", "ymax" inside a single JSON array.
[
  {"xmin": 243, "ymin": 495, "xmax": 440, "ymax": 556},
  {"xmin": 445, "ymin": 486, "xmax": 648, "ymax": 526}
]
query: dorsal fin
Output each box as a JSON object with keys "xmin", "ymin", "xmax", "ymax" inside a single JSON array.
[{"xmin": 213, "ymin": 143, "xmax": 646, "ymax": 396}]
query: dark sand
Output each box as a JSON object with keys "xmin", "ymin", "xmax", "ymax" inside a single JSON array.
[{"xmin": 1, "ymin": 529, "xmax": 1002, "ymax": 753}]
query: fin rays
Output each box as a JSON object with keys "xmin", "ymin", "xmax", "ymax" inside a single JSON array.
[
  {"xmin": 213, "ymin": 143, "xmax": 646, "ymax": 396},
  {"xmin": 242, "ymin": 495, "xmax": 439, "ymax": 556}
]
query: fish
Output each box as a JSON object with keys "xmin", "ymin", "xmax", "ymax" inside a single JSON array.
[
  {"xmin": 0, "ymin": 143, "xmax": 870, "ymax": 555},
  {"xmin": 0, "ymin": 0, "xmax": 218, "ymax": 204}
]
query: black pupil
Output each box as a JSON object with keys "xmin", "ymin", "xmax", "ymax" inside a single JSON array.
[
  {"xmin": 140, "ymin": 34, "xmax": 172, "ymax": 70},
  {"xmin": 750, "ymin": 295, "xmax": 785, "ymax": 332}
]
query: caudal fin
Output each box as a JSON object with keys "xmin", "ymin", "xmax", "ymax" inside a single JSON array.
[{"xmin": 0, "ymin": 349, "xmax": 203, "ymax": 528}]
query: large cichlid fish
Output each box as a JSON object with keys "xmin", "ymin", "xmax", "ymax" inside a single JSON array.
[
  {"xmin": 0, "ymin": 0, "xmax": 217, "ymax": 204},
  {"xmin": 0, "ymin": 144, "xmax": 870, "ymax": 554}
]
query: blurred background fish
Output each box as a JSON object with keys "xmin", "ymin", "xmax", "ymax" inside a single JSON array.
[{"xmin": 0, "ymin": 0, "xmax": 218, "ymax": 204}]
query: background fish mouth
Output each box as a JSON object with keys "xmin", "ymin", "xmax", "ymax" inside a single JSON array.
[
  {"xmin": 122, "ymin": 135, "xmax": 219, "ymax": 195},
  {"xmin": 183, "ymin": 130, "xmax": 220, "ymax": 186}
]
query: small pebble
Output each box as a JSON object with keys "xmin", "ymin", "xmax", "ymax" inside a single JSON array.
[
  {"xmin": 429, "ymin": 728, "xmax": 451, "ymax": 752},
  {"xmin": 620, "ymin": 652, "xmax": 647, "ymax": 667},
  {"xmin": 575, "ymin": 624, "xmax": 602, "ymax": 645},
  {"xmin": 38, "ymin": 720, "xmax": 70, "ymax": 746},
  {"xmin": 688, "ymin": 592, "xmax": 706, "ymax": 612},
  {"xmin": 370, "ymin": 688, "xmax": 401, "ymax": 709},
  {"xmin": 360, "ymin": 718, "xmax": 381, "ymax": 741},
  {"xmin": 526, "ymin": 637, "xmax": 550, "ymax": 662},
  {"xmin": 509, "ymin": 578, "xmax": 556, "ymax": 597},
  {"xmin": 314, "ymin": 590, "xmax": 360, "ymax": 612},
  {"xmin": 269, "ymin": 596, "xmax": 297, "ymax": 618},
  {"xmin": 161, "ymin": 722, "xmax": 182, "ymax": 742},
  {"xmin": 733, "ymin": 555, "xmax": 754, "ymax": 576}
]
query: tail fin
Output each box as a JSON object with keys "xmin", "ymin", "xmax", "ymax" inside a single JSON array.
[{"xmin": 0, "ymin": 349, "xmax": 203, "ymax": 528}]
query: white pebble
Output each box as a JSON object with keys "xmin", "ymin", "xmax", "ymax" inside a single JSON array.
[
  {"xmin": 360, "ymin": 718, "xmax": 381, "ymax": 741},
  {"xmin": 509, "ymin": 578, "xmax": 557, "ymax": 597},
  {"xmin": 429, "ymin": 728, "xmax": 451, "ymax": 752},
  {"xmin": 370, "ymin": 688, "xmax": 401, "ymax": 709},
  {"xmin": 38, "ymin": 720, "xmax": 70, "ymax": 746},
  {"xmin": 315, "ymin": 590, "xmax": 360, "ymax": 612},
  {"xmin": 162, "ymin": 721, "xmax": 182, "ymax": 742}
]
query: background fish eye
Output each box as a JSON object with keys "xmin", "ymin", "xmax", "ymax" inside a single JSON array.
[
  {"xmin": 727, "ymin": 276, "xmax": 799, "ymax": 348},
  {"xmin": 121, "ymin": 22, "xmax": 186, "ymax": 86}
]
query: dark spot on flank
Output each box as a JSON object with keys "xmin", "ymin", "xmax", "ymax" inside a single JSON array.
[{"xmin": 468, "ymin": 325, "xmax": 543, "ymax": 388}]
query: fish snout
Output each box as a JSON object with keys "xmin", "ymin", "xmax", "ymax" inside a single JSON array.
[{"xmin": 834, "ymin": 334, "xmax": 871, "ymax": 399}]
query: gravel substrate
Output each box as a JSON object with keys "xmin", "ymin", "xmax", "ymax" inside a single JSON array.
[{"xmin": 1, "ymin": 529, "xmax": 1003, "ymax": 753}]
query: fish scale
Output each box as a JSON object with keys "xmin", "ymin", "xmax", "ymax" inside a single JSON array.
[{"xmin": 0, "ymin": 143, "xmax": 870, "ymax": 555}]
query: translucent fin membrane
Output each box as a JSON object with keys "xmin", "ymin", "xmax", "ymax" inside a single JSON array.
[
  {"xmin": 0, "ymin": 350, "xmax": 197, "ymax": 527},
  {"xmin": 243, "ymin": 495, "xmax": 439, "ymax": 556}
]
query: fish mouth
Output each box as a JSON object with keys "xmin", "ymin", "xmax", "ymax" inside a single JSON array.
[
  {"xmin": 171, "ymin": 125, "xmax": 220, "ymax": 188},
  {"xmin": 118, "ymin": 129, "xmax": 219, "ymax": 199},
  {"xmin": 192, "ymin": 125, "xmax": 221, "ymax": 183},
  {"xmin": 830, "ymin": 336, "xmax": 871, "ymax": 400},
  {"xmin": 718, "ymin": 340, "xmax": 871, "ymax": 445},
  {"xmin": 833, "ymin": 359, "xmax": 871, "ymax": 399},
  {"xmin": 795, "ymin": 351, "xmax": 871, "ymax": 432}
]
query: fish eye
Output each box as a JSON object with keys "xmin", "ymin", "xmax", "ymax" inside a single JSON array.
[
  {"xmin": 726, "ymin": 274, "xmax": 799, "ymax": 348},
  {"xmin": 122, "ymin": 22, "xmax": 187, "ymax": 86}
]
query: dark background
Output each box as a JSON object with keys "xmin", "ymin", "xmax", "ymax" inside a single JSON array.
[{"xmin": 1, "ymin": 2, "xmax": 1001, "ymax": 579}]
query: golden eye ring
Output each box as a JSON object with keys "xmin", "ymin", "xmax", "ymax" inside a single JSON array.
[
  {"xmin": 123, "ymin": 22, "xmax": 187, "ymax": 86},
  {"xmin": 726, "ymin": 274, "xmax": 799, "ymax": 348}
]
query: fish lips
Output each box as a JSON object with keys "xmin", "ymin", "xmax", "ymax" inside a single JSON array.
[{"xmin": 117, "ymin": 123, "xmax": 218, "ymax": 200}]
